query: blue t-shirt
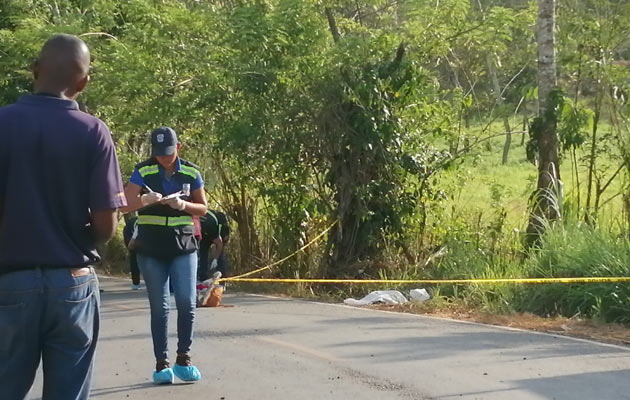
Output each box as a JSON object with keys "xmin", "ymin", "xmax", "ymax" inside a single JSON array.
[
  {"xmin": 129, "ymin": 157, "xmax": 203, "ymax": 195},
  {"xmin": 0, "ymin": 95, "xmax": 126, "ymax": 271}
]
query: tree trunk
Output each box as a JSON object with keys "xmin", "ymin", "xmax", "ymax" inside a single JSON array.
[
  {"xmin": 502, "ymin": 124, "xmax": 512, "ymax": 165},
  {"xmin": 536, "ymin": 0, "xmax": 557, "ymax": 121},
  {"xmin": 584, "ymin": 95, "xmax": 601, "ymax": 224},
  {"xmin": 487, "ymin": 55, "xmax": 512, "ymax": 165},
  {"xmin": 572, "ymin": 147, "xmax": 581, "ymax": 216},
  {"xmin": 526, "ymin": 0, "xmax": 561, "ymax": 243}
]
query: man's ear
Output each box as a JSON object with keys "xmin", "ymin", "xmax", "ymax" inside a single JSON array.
[
  {"xmin": 177, "ymin": 142, "xmax": 182, "ymax": 151},
  {"xmin": 32, "ymin": 59, "xmax": 40, "ymax": 80},
  {"xmin": 76, "ymin": 74, "xmax": 89, "ymax": 93}
]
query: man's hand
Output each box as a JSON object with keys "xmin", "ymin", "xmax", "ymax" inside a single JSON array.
[
  {"xmin": 163, "ymin": 196, "xmax": 186, "ymax": 211},
  {"xmin": 210, "ymin": 258, "xmax": 218, "ymax": 270},
  {"xmin": 141, "ymin": 192, "xmax": 162, "ymax": 206}
]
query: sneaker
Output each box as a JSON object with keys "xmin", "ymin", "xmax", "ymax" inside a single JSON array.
[
  {"xmin": 153, "ymin": 360, "xmax": 174, "ymax": 384},
  {"xmin": 131, "ymin": 283, "xmax": 142, "ymax": 290},
  {"xmin": 173, "ymin": 354, "xmax": 201, "ymax": 382}
]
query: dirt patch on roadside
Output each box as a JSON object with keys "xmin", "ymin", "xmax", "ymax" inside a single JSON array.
[{"xmin": 369, "ymin": 303, "xmax": 630, "ymax": 347}]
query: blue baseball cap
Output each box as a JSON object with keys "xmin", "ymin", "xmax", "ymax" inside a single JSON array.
[{"xmin": 151, "ymin": 126, "xmax": 178, "ymax": 156}]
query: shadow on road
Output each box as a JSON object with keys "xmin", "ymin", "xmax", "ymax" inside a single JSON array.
[
  {"xmin": 515, "ymin": 369, "xmax": 630, "ymax": 398},
  {"xmin": 31, "ymin": 382, "xmax": 157, "ymax": 400},
  {"xmin": 325, "ymin": 328, "xmax": 627, "ymax": 363},
  {"xmin": 439, "ymin": 369, "xmax": 630, "ymax": 399},
  {"xmin": 89, "ymin": 382, "xmax": 157, "ymax": 398},
  {"xmin": 98, "ymin": 327, "xmax": 285, "ymax": 342}
]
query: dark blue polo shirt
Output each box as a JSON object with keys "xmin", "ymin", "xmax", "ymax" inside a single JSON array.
[{"xmin": 0, "ymin": 95, "xmax": 126, "ymax": 272}]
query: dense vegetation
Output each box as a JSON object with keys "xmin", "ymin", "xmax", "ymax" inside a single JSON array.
[{"xmin": 2, "ymin": 0, "xmax": 630, "ymax": 322}]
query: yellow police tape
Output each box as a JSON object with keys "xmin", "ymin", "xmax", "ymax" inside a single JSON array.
[
  {"xmin": 221, "ymin": 219, "xmax": 630, "ymax": 285},
  {"xmin": 223, "ymin": 276, "xmax": 630, "ymax": 284},
  {"xmin": 226, "ymin": 220, "xmax": 338, "ymax": 281}
]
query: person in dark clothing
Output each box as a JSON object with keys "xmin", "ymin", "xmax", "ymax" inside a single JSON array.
[
  {"xmin": 198, "ymin": 210, "xmax": 230, "ymax": 282},
  {"xmin": 0, "ymin": 34, "xmax": 126, "ymax": 400},
  {"xmin": 123, "ymin": 215, "xmax": 142, "ymax": 289}
]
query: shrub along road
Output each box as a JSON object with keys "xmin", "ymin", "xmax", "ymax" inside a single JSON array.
[{"xmin": 31, "ymin": 277, "xmax": 630, "ymax": 399}]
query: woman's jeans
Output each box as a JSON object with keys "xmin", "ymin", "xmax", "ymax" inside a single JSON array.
[
  {"xmin": 0, "ymin": 267, "xmax": 99, "ymax": 400},
  {"xmin": 137, "ymin": 252, "xmax": 197, "ymax": 361}
]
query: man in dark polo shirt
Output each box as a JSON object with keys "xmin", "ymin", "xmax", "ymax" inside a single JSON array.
[
  {"xmin": 0, "ymin": 34, "xmax": 126, "ymax": 400},
  {"xmin": 198, "ymin": 210, "xmax": 231, "ymax": 282}
]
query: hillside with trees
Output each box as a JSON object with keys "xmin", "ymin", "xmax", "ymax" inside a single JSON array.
[{"xmin": 2, "ymin": 0, "xmax": 630, "ymax": 322}]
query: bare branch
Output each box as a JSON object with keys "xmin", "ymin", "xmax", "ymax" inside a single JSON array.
[{"xmin": 599, "ymin": 162, "xmax": 626, "ymax": 195}]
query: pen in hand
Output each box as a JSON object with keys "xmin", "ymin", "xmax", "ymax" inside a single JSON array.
[{"xmin": 140, "ymin": 184, "xmax": 163, "ymax": 207}]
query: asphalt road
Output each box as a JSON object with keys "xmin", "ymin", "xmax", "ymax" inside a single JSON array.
[{"xmin": 30, "ymin": 276, "xmax": 630, "ymax": 400}]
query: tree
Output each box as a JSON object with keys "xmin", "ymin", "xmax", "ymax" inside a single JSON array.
[{"xmin": 526, "ymin": 0, "xmax": 561, "ymax": 243}]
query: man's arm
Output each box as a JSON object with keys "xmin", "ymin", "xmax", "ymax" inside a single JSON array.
[
  {"xmin": 92, "ymin": 209, "xmax": 118, "ymax": 242},
  {"xmin": 210, "ymin": 237, "xmax": 224, "ymax": 264},
  {"xmin": 88, "ymin": 122, "xmax": 127, "ymax": 242}
]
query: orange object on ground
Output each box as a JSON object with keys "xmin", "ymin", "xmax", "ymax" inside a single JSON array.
[{"xmin": 205, "ymin": 286, "xmax": 223, "ymax": 307}]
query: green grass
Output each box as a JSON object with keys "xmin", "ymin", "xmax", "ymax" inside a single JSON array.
[
  {"xmin": 416, "ymin": 220, "xmax": 630, "ymax": 323},
  {"xmin": 438, "ymin": 120, "xmax": 626, "ymax": 230}
]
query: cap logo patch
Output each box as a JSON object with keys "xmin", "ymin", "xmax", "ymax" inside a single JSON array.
[{"xmin": 157, "ymin": 134, "xmax": 164, "ymax": 143}]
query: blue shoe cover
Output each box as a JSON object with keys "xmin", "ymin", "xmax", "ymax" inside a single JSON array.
[
  {"xmin": 173, "ymin": 364, "xmax": 201, "ymax": 382},
  {"xmin": 153, "ymin": 367, "xmax": 174, "ymax": 384}
]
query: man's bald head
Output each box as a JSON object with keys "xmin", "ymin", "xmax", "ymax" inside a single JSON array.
[{"xmin": 33, "ymin": 34, "xmax": 91, "ymax": 99}]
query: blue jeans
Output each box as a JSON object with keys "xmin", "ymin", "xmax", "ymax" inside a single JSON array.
[
  {"xmin": 137, "ymin": 253, "xmax": 197, "ymax": 361},
  {"xmin": 0, "ymin": 267, "xmax": 99, "ymax": 400}
]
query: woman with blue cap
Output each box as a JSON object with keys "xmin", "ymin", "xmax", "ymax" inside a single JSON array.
[{"xmin": 122, "ymin": 127, "xmax": 206, "ymax": 384}]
